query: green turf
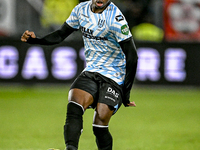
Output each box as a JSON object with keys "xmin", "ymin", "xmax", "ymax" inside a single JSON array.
[{"xmin": 0, "ymin": 85, "xmax": 200, "ymax": 150}]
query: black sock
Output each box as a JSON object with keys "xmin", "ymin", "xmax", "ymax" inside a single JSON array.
[
  {"xmin": 93, "ymin": 125, "xmax": 113, "ymax": 150},
  {"xmin": 64, "ymin": 102, "xmax": 84, "ymax": 149},
  {"xmin": 66, "ymin": 145, "xmax": 77, "ymax": 150}
]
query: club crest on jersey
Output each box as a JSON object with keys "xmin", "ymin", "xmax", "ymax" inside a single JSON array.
[
  {"xmin": 98, "ymin": 19, "xmax": 105, "ymax": 28},
  {"xmin": 115, "ymin": 15, "xmax": 124, "ymax": 22}
]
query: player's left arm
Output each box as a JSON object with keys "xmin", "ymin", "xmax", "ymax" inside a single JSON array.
[{"xmin": 119, "ymin": 37, "xmax": 138, "ymax": 107}]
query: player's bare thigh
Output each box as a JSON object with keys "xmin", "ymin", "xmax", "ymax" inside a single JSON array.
[
  {"xmin": 93, "ymin": 103, "xmax": 114, "ymax": 126},
  {"xmin": 68, "ymin": 88, "xmax": 94, "ymax": 110}
]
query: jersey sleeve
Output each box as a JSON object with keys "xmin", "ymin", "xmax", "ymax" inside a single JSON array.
[
  {"xmin": 110, "ymin": 12, "xmax": 132, "ymax": 43},
  {"xmin": 66, "ymin": 4, "xmax": 80, "ymax": 29}
]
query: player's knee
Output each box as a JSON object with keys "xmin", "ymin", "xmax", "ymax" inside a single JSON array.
[
  {"xmin": 68, "ymin": 89, "xmax": 94, "ymax": 110},
  {"xmin": 95, "ymin": 115, "xmax": 107, "ymax": 125},
  {"xmin": 93, "ymin": 108, "xmax": 113, "ymax": 126},
  {"xmin": 66, "ymin": 101, "xmax": 84, "ymax": 118},
  {"xmin": 65, "ymin": 101, "xmax": 84, "ymax": 128}
]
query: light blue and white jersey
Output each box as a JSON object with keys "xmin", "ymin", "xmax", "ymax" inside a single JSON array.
[{"xmin": 66, "ymin": 1, "xmax": 132, "ymax": 85}]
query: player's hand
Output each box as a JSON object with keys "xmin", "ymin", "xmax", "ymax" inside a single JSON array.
[
  {"xmin": 21, "ymin": 30, "xmax": 36, "ymax": 42},
  {"xmin": 127, "ymin": 101, "xmax": 136, "ymax": 107}
]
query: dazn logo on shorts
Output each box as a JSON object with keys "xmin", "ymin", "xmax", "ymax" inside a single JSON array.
[{"xmin": 107, "ymin": 87, "xmax": 119, "ymax": 98}]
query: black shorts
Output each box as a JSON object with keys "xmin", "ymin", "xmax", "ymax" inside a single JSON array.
[{"xmin": 70, "ymin": 71, "xmax": 123, "ymax": 114}]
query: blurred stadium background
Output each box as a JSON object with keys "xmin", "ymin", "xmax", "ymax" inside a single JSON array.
[{"xmin": 0, "ymin": 0, "xmax": 200, "ymax": 150}]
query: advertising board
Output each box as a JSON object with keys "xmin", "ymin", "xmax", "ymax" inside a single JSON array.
[{"xmin": 0, "ymin": 39, "xmax": 200, "ymax": 86}]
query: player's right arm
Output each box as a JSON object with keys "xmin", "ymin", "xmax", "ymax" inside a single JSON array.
[{"xmin": 21, "ymin": 22, "xmax": 78, "ymax": 45}]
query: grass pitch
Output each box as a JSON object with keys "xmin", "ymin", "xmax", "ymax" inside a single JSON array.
[{"xmin": 0, "ymin": 85, "xmax": 200, "ymax": 150}]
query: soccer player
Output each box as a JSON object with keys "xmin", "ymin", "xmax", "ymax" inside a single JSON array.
[{"xmin": 21, "ymin": 0, "xmax": 138, "ymax": 150}]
